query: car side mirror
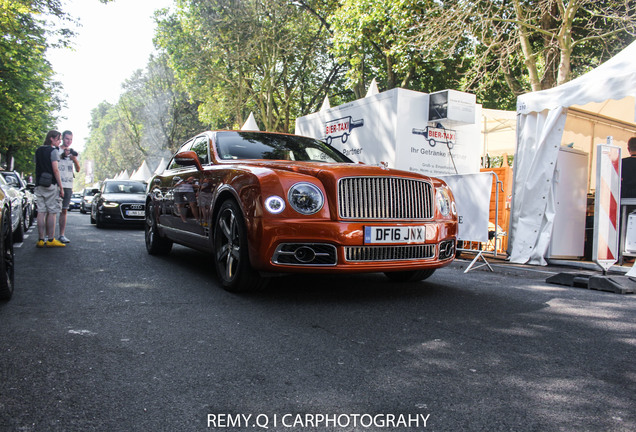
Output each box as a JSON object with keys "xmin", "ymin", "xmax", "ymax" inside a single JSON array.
[{"xmin": 174, "ymin": 151, "xmax": 203, "ymax": 171}]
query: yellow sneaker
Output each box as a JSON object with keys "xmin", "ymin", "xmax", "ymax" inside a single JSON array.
[
  {"xmin": 46, "ymin": 238, "xmax": 66, "ymax": 247},
  {"xmin": 36, "ymin": 239, "xmax": 45, "ymax": 248}
]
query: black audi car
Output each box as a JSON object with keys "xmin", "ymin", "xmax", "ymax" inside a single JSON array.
[{"xmin": 90, "ymin": 180, "xmax": 146, "ymax": 228}]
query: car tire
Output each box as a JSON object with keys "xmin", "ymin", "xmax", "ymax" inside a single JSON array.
[
  {"xmin": 145, "ymin": 200, "xmax": 172, "ymax": 255},
  {"xmin": 95, "ymin": 212, "xmax": 105, "ymax": 228},
  {"xmin": 23, "ymin": 205, "xmax": 31, "ymax": 231},
  {"xmin": 0, "ymin": 207, "xmax": 15, "ymax": 301},
  {"xmin": 384, "ymin": 269, "xmax": 436, "ymax": 282},
  {"xmin": 213, "ymin": 200, "xmax": 266, "ymax": 292},
  {"xmin": 90, "ymin": 211, "xmax": 96, "ymax": 224},
  {"xmin": 12, "ymin": 216, "xmax": 24, "ymax": 243}
]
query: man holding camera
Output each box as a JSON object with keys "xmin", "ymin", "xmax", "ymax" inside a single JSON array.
[{"xmin": 58, "ymin": 130, "xmax": 80, "ymax": 243}]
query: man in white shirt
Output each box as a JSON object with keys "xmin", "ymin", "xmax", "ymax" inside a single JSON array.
[{"xmin": 58, "ymin": 130, "xmax": 80, "ymax": 243}]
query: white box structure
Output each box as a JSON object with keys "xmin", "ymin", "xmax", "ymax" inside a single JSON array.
[{"xmin": 295, "ymin": 88, "xmax": 481, "ymax": 176}]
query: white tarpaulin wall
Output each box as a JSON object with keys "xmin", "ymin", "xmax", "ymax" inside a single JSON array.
[{"xmin": 509, "ymin": 39, "xmax": 636, "ymax": 265}]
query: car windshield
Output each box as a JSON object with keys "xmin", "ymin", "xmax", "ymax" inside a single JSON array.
[
  {"xmin": 1, "ymin": 173, "xmax": 19, "ymax": 184},
  {"xmin": 215, "ymin": 131, "xmax": 352, "ymax": 163},
  {"xmin": 104, "ymin": 181, "xmax": 146, "ymax": 194}
]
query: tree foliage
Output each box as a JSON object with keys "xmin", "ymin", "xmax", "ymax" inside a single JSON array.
[
  {"xmin": 81, "ymin": 54, "xmax": 205, "ymax": 184},
  {"xmin": 411, "ymin": 0, "xmax": 636, "ymax": 103},
  {"xmin": 0, "ymin": 0, "xmax": 66, "ymax": 172},
  {"xmin": 155, "ymin": 0, "xmax": 347, "ymax": 132},
  {"xmin": 328, "ymin": 0, "xmax": 465, "ymax": 97}
]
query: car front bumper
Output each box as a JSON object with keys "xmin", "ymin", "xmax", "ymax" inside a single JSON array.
[{"xmin": 250, "ymin": 219, "xmax": 457, "ymax": 273}]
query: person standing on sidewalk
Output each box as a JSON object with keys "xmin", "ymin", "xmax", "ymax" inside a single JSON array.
[
  {"xmin": 57, "ymin": 130, "xmax": 80, "ymax": 243},
  {"xmin": 34, "ymin": 130, "xmax": 66, "ymax": 247}
]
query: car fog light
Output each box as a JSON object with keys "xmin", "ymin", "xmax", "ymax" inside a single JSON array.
[{"xmin": 265, "ymin": 196, "xmax": 285, "ymax": 214}]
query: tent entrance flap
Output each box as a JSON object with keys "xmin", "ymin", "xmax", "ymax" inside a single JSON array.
[{"xmin": 508, "ymin": 108, "xmax": 567, "ymax": 265}]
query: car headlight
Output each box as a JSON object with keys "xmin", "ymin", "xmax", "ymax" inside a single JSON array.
[
  {"xmin": 288, "ymin": 182, "xmax": 324, "ymax": 215},
  {"xmin": 436, "ymin": 188, "xmax": 452, "ymax": 217},
  {"xmin": 103, "ymin": 201, "xmax": 119, "ymax": 208}
]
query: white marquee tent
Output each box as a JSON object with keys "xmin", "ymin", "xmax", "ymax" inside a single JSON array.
[
  {"xmin": 508, "ymin": 39, "xmax": 636, "ymax": 265},
  {"xmin": 130, "ymin": 160, "xmax": 152, "ymax": 181}
]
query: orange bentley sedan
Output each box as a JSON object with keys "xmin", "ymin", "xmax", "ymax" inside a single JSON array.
[{"xmin": 145, "ymin": 131, "xmax": 457, "ymax": 292}]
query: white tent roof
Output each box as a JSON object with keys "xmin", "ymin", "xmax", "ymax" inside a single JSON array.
[
  {"xmin": 241, "ymin": 112, "xmax": 259, "ymax": 131},
  {"xmin": 154, "ymin": 158, "xmax": 167, "ymax": 175},
  {"xmin": 509, "ymin": 39, "xmax": 636, "ymax": 265},
  {"xmin": 365, "ymin": 78, "xmax": 379, "ymax": 97},
  {"xmin": 130, "ymin": 160, "xmax": 152, "ymax": 181},
  {"xmin": 517, "ymin": 42, "xmax": 636, "ymax": 116},
  {"xmin": 320, "ymin": 95, "xmax": 331, "ymax": 111}
]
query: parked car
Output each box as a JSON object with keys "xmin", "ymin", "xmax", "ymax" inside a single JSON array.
[
  {"xmin": 90, "ymin": 180, "xmax": 146, "ymax": 228},
  {"xmin": 0, "ymin": 175, "xmax": 24, "ymax": 242},
  {"xmin": 80, "ymin": 187, "xmax": 97, "ymax": 214},
  {"xmin": 145, "ymin": 130, "xmax": 458, "ymax": 292},
  {"xmin": 0, "ymin": 170, "xmax": 35, "ymax": 231},
  {"xmin": 69, "ymin": 192, "xmax": 82, "ymax": 211},
  {"xmin": 0, "ymin": 187, "xmax": 15, "ymax": 301},
  {"xmin": 0, "ymin": 188, "xmax": 14, "ymax": 301}
]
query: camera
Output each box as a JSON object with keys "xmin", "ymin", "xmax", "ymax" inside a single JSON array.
[{"xmin": 61, "ymin": 148, "xmax": 78, "ymax": 159}]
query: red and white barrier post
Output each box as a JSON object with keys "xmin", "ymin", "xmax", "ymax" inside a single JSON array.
[{"xmin": 593, "ymin": 139, "xmax": 621, "ymax": 273}]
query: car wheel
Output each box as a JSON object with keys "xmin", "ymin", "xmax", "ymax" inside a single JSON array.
[
  {"xmin": 0, "ymin": 207, "xmax": 15, "ymax": 301},
  {"xmin": 213, "ymin": 200, "xmax": 266, "ymax": 292},
  {"xmin": 23, "ymin": 205, "xmax": 31, "ymax": 231},
  {"xmin": 90, "ymin": 210, "xmax": 96, "ymax": 224},
  {"xmin": 384, "ymin": 269, "xmax": 436, "ymax": 282},
  {"xmin": 12, "ymin": 216, "xmax": 24, "ymax": 243},
  {"xmin": 95, "ymin": 212, "xmax": 105, "ymax": 228},
  {"xmin": 145, "ymin": 200, "xmax": 172, "ymax": 255}
]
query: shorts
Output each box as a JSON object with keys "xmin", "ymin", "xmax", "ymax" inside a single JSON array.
[
  {"xmin": 62, "ymin": 188, "xmax": 73, "ymax": 210},
  {"xmin": 35, "ymin": 185, "xmax": 62, "ymax": 214}
]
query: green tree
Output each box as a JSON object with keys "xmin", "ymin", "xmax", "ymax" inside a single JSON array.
[
  {"xmin": 0, "ymin": 0, "xmax": 62, "ymax": 171},
  {"xmin": 155, "ymin": 0, "xmax": 345, "ymax": 132},
  {"xmin": 0, "ymin": 0, "xmax": 112, "ymax": 172},
  {"xmin": 81, "ymin": 55, "xmax": 205, "ymax": 182}
]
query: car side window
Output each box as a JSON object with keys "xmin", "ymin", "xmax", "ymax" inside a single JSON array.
[
  {"xmin": 167, "ymin": 140, "xmax": 194, "ymax": 170},
  {"xmin": 191, "ymin": 136, "xmax": 209, "ymax": 165}
]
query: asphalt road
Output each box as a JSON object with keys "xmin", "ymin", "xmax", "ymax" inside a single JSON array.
[{"xmin": 1, "ymin": 212, "xmax": 635, "ymax": 431}]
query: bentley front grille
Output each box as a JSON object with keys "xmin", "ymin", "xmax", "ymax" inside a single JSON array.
[
  {"xmin": 344, "ymin": 244, "xmax": 435, "ymax": 262},
  {"xmin": 338, "ymin": 177, "xmax": 434, "ymax": 220}
]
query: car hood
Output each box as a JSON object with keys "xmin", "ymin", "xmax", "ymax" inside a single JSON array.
[
  {"xmin": 101, "ymin": 193, "xmax": 146, "ymax": 203},
  {"xmin": 241, "ymin": 160, "xmax": 437, "ymax": 183}
]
